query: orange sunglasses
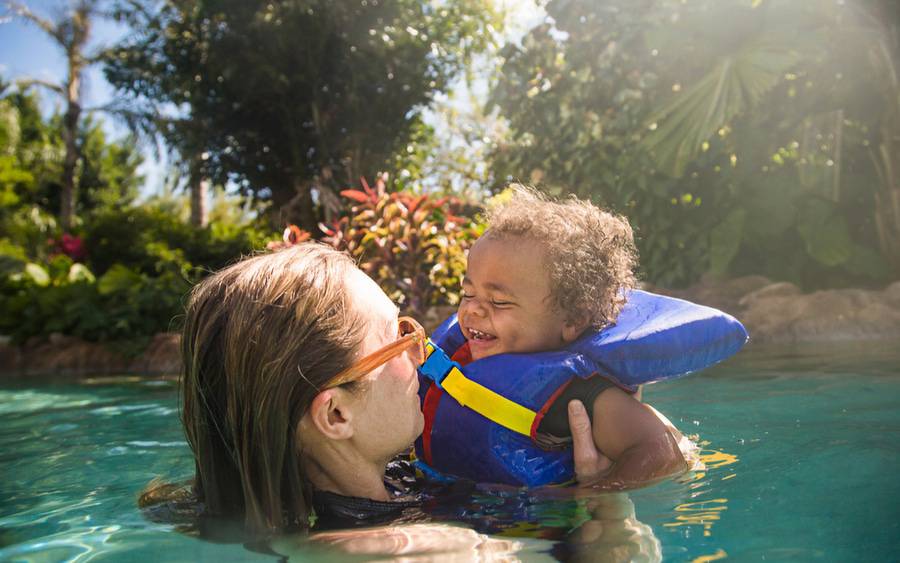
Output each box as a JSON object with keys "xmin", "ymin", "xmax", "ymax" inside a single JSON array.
[{"xmin": 325, "ymin": 316, "xmax": 427, "ymax": 389}]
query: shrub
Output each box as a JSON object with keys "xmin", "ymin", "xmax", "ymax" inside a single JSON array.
[
  {"xmin": 322, "ymin": 176, "xmax": 482, "ymax": 316},
  {"xmin": 1, "ymin": 203, "xmax": 273, "ymax": 347},
  {"xmin": 82, "ymin": 205, "xmax": 270, "ymax": 277},
  {"xmin": 0, "ymin": 255, "xmax": 191, "ymax": 347}
]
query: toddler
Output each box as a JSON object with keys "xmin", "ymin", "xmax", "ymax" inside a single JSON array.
[{"xmin": 452, "ymin": 185, "xmax": 687, "ymax": 487}]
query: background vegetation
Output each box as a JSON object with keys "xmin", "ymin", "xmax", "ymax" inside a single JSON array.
[{"xmin": 1, "ymin": 0, "xmax": 897, "ymax": 349}]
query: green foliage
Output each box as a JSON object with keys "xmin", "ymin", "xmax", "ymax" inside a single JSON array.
[
  {"xmin": 0, "ymin": 85, "xmax": 280, "ymax": 347},
  {"xmin": 489, "ymin": 0, "xmax": 716, "ymax": 286},
  {"xmin": 709, "ymin": 209, "xmax": 746, "ymax": 276},
  {"xmin": 796, "ymin": 198, "xmax": 853, "ymax": 268},
  {"xmin": 0, "ymin": 254, "xmax": 190, "ymax": 346},
  {"xmin": 642, "ymin": 38, "xmax": 806, "ymax": 177},
  {"xmin": 0, "ymin": 206, "xmax": 58, "ymax": 263},
  {"xmin": 77, "ymin": 116, "xmax": 144, "ymax": 212},
  {"xmin": 82, "ymin": 203, "xmax": 270, "ymax": 277},
  {"xmin": 0, "ymin": 90, "xmax": 145, "ymax": 225},
  {"xmin": 323, "ymin": 176, "xmax": 482, "ymax": 316},
  {"xmin": 0, "ymin": 199, "xmax": 274, "ymax": 345},
  {"xmin": 490, "ymin": 0, "xmax": 898, "ymax": 288},
  {"xmin": 106, "ymin": 0, "xmax": 504, "ymax": 230}
]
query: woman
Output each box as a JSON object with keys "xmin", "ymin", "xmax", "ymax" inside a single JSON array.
[{"xmin": 157, "ymin": 243, "xmax": 606, "ymax": 535}]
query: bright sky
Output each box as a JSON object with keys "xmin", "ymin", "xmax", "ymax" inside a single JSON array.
[
  {"xmin": 0, "ymin": 0, "xmax": 544, "ymax": 197},
  {"xmin": 0, "ymin": 0, "xmax": 172, "ymax": 195}
]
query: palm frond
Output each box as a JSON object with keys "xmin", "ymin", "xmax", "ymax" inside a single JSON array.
[{"xmin": 641, "ymin": 37, "xmax": 806, "ymax": 177}]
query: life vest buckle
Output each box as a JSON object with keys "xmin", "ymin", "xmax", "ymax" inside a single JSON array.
[{"xmin": 417, "ymin": 340, "xmax": 459, "ymax": 389}]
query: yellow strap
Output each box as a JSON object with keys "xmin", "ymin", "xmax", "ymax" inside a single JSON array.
[
  {"xmin": 441, "ymin": 366, "xmax": 537, "ymax": 437},
  {"xmin": 423, "ymin": 341, "xmax": 538, "ymax": 437}
]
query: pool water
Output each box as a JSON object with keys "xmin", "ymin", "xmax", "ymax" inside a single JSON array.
[{"xmin": 1, "ymin": 342, "xmax": 898, "ymax": 561}]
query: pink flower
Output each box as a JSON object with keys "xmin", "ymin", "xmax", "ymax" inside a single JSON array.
[{"xmin": 52, "ymin": 233, "xmax": 87, "ymax": 262}]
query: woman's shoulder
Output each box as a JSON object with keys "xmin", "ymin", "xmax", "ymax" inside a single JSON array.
[{"xmin": 311, "ymin": 457, "xmax": 424, "ymax": 529}]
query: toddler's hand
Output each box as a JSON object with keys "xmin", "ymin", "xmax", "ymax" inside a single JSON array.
[{"xmin": 568, "ymin": 400, "xmax": 613, "ymax": 484}]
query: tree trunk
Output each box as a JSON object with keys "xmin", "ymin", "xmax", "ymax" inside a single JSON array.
[
  {"xmin": 272, "ymin": 179, "xmax": 318, "ymax": 233},
  {"xmin": 60, "ymin": 72, "xmax": 81, "ymax": 231},
  {"xmin": 189, "ymin": 163, "xmax": 209, "ymax": 227},
  {"xmin": 294, "ymin": 181, "xmax": 318, "ymax": 234},
  {"xmin": 191, "ymin": 177, "xmax": 209, "ymax": 227},
  {"xmin": 12, "ymin": 1, "xmax": 96, "ymax": 231}
]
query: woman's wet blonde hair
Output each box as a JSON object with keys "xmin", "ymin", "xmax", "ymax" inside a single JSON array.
[
  {"xmin": 484, "ymin": 184, "xmax": 637, "ymax": 329},
  {"xmin": 176, "ymin": 243, "xmax": 365, "ymax": 534}
]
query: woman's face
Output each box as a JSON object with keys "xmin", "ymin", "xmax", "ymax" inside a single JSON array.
[{"xmin": 345, "ymin": 268, "xmax": 424, "ymax": 462}]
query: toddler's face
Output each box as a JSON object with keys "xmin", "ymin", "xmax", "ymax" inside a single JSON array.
[{"xmin": 457, "ymin": 236, "xmax": 583, "ymax": 361}]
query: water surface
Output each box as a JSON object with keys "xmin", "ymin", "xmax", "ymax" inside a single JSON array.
[{"xmin": 1, "ymin": 343, "xmax": 898, "ymax": 561}]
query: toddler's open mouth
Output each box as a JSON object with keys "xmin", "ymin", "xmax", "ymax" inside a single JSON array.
[{"xmin": 467, "ymin": 327, "xmax": 497, "ymax": 342}]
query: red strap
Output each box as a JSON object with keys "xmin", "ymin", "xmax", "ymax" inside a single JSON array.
[
  {"xmin": 421, "ymin": 385, "xmax": 443, "ymax": 464},
  {"xmin": 451, "ymin": 341, "xmax": 473, "ymax": 365},
  {"xmin": 531, "ymin": 377, "xmax": 575, "ymax": 442},
  {"xmin": 531, "ymin": 371, "xmax": 639, "ymax": 445}
]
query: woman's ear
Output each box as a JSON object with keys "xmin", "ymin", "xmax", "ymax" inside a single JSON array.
[
  {"xmin": 307, "ymin": 388, "xmax": 356, "ymax": 440},
  {"xmin": 562, "ymin": 313, "xmax": 591, "ymax": 343}
]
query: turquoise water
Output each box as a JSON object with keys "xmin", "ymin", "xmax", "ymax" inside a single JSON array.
[{"xmin": 1, "ymin": 343, "xmax": 898, "ymax": 561}]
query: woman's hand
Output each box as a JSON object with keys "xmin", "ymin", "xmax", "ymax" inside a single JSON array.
[
  {"xmin": 568, "ymin": 394, "xmax": 688, "ymax": 489},
  {"xmin": 568, "ymin": 399, "xmax": 613, "ymax": 484}
]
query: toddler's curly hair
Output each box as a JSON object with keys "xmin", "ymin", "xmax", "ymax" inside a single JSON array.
[{"xmin": 484, "ymin": 185, "xmax": 637, "ymax": 329}]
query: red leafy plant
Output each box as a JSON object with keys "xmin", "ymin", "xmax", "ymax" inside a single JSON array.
[
  {"xmin": 266, "ymin": 224, "xmax": 311, "ymax": 250},
  {"xmin": 321, "ymin": 175, "xmax": 482, "ymax": 317}
]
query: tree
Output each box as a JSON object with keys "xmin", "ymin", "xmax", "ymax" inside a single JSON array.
[
  {"xmin": 490, "ymin": 0, "xmax": 898, "ymax": 288},
  {"xmin": 490, "ymin": 0, "xmax": 710, "ymax": 286},
  {"xmin": 105, "ymin": 0, "xmax": 503, "ymax": 232},
  {"xmin": 1, "ymin": 87, "xmax": 143, "ymax": 260},
  {"xmin": 863, "ymin": 1, "xmax": 900, "ymax": 272},
  {"xmin": 637, "ymin": 0, "xmax": 899, "ymax": 281},
  {"xmin": 6, "ymin": 0, "xmax": 109, "ymax": 230}
]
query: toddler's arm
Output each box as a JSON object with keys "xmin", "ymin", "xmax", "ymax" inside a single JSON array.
[{"xmin": 568, "ymin": 391, "xmax": 686, "ymax": 489}]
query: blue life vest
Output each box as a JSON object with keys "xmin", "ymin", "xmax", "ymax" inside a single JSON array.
[{"xmin": 415, "ymin": 290, "xmax": 748, "ymax": 487}]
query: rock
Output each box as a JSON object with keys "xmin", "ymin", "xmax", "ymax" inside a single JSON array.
[
  {"xmin": 717, "ymin": 275, "xmax": 773, "ymax": 298},
  {"xmin": 739, "ymin": 295, "xmax": 810, "ymax": 343},
  {"xmin": 128, "ymin": 333, "xmax": 182, "ymax": 375},
  {"xmin": 741, "ymin": 288, "xmax": 900, "ymax": 343},
  {"xmin": 0, "ymin": 339, "xmax": 22, "ymax": 374},
  {"xmin": 665, "ymin": 275, "xmax": 771, "ymax": 316},
  {"xmin": 738, "ymin": 282, "xmax": 802, "ymax": 309},
  {"xmin": 884, "ymin": 280, "xmax": 900, "ymax": 308},
  {"xmin": 0, "ymin": 333, "xmax": 183, "ymax": 377},
  {"xmin": 857, "ymin": 302, "xmax": 900, "ymax": 335},
  {"xmin": 15, "ymin": 338, "xmax": 130, "ymax": 377},
  {"xmin": 48, "ymin": 332, "xmax": 70, "ymax": 345},
  {"xmin": 789, "ymin": 291, "xmax": 870, "ymax": 341}
]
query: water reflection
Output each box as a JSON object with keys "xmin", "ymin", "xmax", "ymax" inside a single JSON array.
[
  {"xmin": 663, "ymin": 445, "xmax": 738, "ymax": 538},
  {"xmin": 274, "ymin": 523, "xmax": 525, "ymax": 561},
  {"xmin": 556, "ymin": 493, "xmax": 662, "ymax": 563},
  {"xmin": 268, "ymin": 489, "xmax": 666, "ymax": 562},
  {"xmin": 263, "ymin": 440, "xmax": 744, "ymax": 561}
]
